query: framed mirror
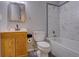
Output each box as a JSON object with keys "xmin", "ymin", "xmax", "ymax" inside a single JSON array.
[{"xmin": 8, "ymin": 2, "xmax": 26, "ymax": 22}]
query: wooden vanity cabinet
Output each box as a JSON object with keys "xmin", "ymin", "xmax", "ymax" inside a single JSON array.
[{"xmin": 1, "ymin": 32, "xmax": 28, "ymax": 57}]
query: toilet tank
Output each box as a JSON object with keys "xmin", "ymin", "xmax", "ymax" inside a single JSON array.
[{"xmin": 33, "ymin": 31, "xmax": 46, "ymax": 42}]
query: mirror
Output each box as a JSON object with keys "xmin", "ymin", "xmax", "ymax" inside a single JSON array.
[{"xmin": 8, "ymin": 2, "xmax": 26, "ymax": 22}]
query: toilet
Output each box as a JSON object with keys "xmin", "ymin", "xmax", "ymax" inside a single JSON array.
[{"xmin": 33, "ymin": 31, "xmax": 50, "ymax": 57}]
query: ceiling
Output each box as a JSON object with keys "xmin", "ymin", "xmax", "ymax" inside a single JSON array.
[{"xmin": 47, "ymin": 1, "xmax": 67, "ymax": 6}]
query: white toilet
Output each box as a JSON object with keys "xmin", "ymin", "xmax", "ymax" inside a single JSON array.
[{"xmin": 33, "ymin": 31, "xmax": 50, "ymax": 57}]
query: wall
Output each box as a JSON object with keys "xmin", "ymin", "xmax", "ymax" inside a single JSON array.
[
  {"xmin": 0, "ymin": 1, "xmax": 47, "ymax": 32},
  {"xmin": 60, "ymin": 1, "xmax": 79, "ymax": 41},
  {"xmin": 0, "ymin": 2, "xmax": 7, "ymax": 31},
  {"xmin": 7, "ymin": 1, "xmax": 46, "ymax": 32},
  {"xmin": 48, "ymin": 5, "xmax": 60, "ymax": 37}
]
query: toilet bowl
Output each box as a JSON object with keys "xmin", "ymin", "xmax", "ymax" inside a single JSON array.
[
  {"xmin": 33, "ymin": 31, "xmax": 50, "ymax": 57},
  {"xmin": 37, "ymin": 42, "xmax": 50, "ymax": 53}
]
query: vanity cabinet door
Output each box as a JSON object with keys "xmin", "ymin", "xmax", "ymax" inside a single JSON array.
[
  {"xmin": 1, "ymin": 33, "xmax": 15, "ymax": 57},
  {"xmin": 15, "ymin": 37, "xmax": 27, "ymax": 56},
  {"xmin": 0, "ymin": 34, "xmax": 1, "ymax": 56},
  {"xmin": 1, "ymin": 32, "xmax": 28, "ymax": 57},
  {"xmin": 15, "ymin": 32, "xmax": 28, "ymax": 56}
]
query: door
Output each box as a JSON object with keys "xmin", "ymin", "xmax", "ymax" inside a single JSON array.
[
  {"xmin": 15, "ymin": 32, "xmax": 27, "ymax": 56},
  {"xmin": 2, "ymin": 38, "xmax": 15, "ymax": 57},
  {"xmin": 1, "ymin": 33, "xmax": 15, "ymax": 57}
]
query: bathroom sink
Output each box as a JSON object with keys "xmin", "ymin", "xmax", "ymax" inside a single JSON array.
[
  {"xmin": 0, "ymin": 28, "xmax": 28, "ymax": 32},
  {"xmin": 12, "ymin": 28, "xmax": 27, "ymax": 32},
  {"xmin": 19, "ymin": 28, "xmax": 27, "ymax": 32}
]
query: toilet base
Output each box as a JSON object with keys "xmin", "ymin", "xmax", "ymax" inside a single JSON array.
[{"xmin": 37, "ymin": 50, "xmax": 48, "ymax": 57}]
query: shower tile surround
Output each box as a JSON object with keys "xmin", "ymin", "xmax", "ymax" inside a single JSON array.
[
  {"xmin": 60, "ymin": 2, "xmax": 79, "ymax": 41},
  {"xmin": 48, "ymin": 1, "xmax": 79, "ymax": 42},
  {"xmin": 47, "ymin": 2, "xmax": 79, "ymax": 56},
  {"xmin": 48, "ymin": 5, "xmax": 60, "ymax": 38}
]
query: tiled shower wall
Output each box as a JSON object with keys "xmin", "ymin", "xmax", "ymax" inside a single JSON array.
[
  {"xmin": 48, "ymin": 5, "xmax": 60, "ymax": 38},
  {"xmin": 60, "ymin": 1, "xmax": 79, "ymax": 41}
]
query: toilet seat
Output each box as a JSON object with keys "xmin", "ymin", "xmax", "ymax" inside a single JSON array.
[
  {"xmin": 37, "ymin": 42, "xmax": 50, "ymax": 53},
  {"xmin": 37, "ymin": 42, "xmax": 50, "ymax": 48}
]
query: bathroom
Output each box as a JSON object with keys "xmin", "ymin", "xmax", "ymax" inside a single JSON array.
[{"xmin": 0, "ymin": 1, "xmax": 79, "ymax": 57}]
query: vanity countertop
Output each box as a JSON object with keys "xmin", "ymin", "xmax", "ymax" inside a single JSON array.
[
  {"xmin": 0, "ymin": 28, "xmax": 28, "ymax": 33},
  {"xmin": 0, "ymin": 31, "xmax": 27, "ymax": 33}
]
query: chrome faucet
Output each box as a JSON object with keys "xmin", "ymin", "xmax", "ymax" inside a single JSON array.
[
  {"xmin": 52, "ymin": 30, "xmax": 56, "ymax": 37},
  {"xmin": 15, "ymin": 24, "xmax": 20, "ymax": 31},
  {"xmin": 52, "ymin": 30, "xmax": 57, "ymax": 41}
]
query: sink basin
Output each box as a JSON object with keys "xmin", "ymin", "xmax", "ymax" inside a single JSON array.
[{"xmin": 9, "ymin": 28, "xmax": 27, "ymax": 32}]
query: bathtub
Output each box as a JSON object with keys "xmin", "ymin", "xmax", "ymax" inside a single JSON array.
[{"xmin": 47, "ymin": 37, "xmax": 79, "ymax": 57}]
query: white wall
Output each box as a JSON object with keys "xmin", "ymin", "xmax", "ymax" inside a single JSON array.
[
  {"xmin": 0, "ymin": 2, "xmax": 7, "ymax": 31},
  {"xmin": 60, "ymin": 1, "xmax": 79, "ymax": 41},
  {"xmin": 7, "ymin": 1, "xmax": 46, "ymax": 32},
  {"xmin": 0, "ymin": 1, "xmax": 47, "ymax": 32}
]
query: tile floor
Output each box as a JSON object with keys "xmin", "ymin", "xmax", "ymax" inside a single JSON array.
[{"xmin": 28, "ymin": 51, "xmax": 55, "ymax": 57}]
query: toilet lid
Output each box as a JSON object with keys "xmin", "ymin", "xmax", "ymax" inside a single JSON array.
[{"xmin": 37, "ymin": 42, "xmax": 50, "ymax": 48}]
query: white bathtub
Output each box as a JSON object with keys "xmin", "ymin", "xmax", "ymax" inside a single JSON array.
[{"xmin": 48, "ymin": 37, "xmax": 79, "ymax": 57}]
